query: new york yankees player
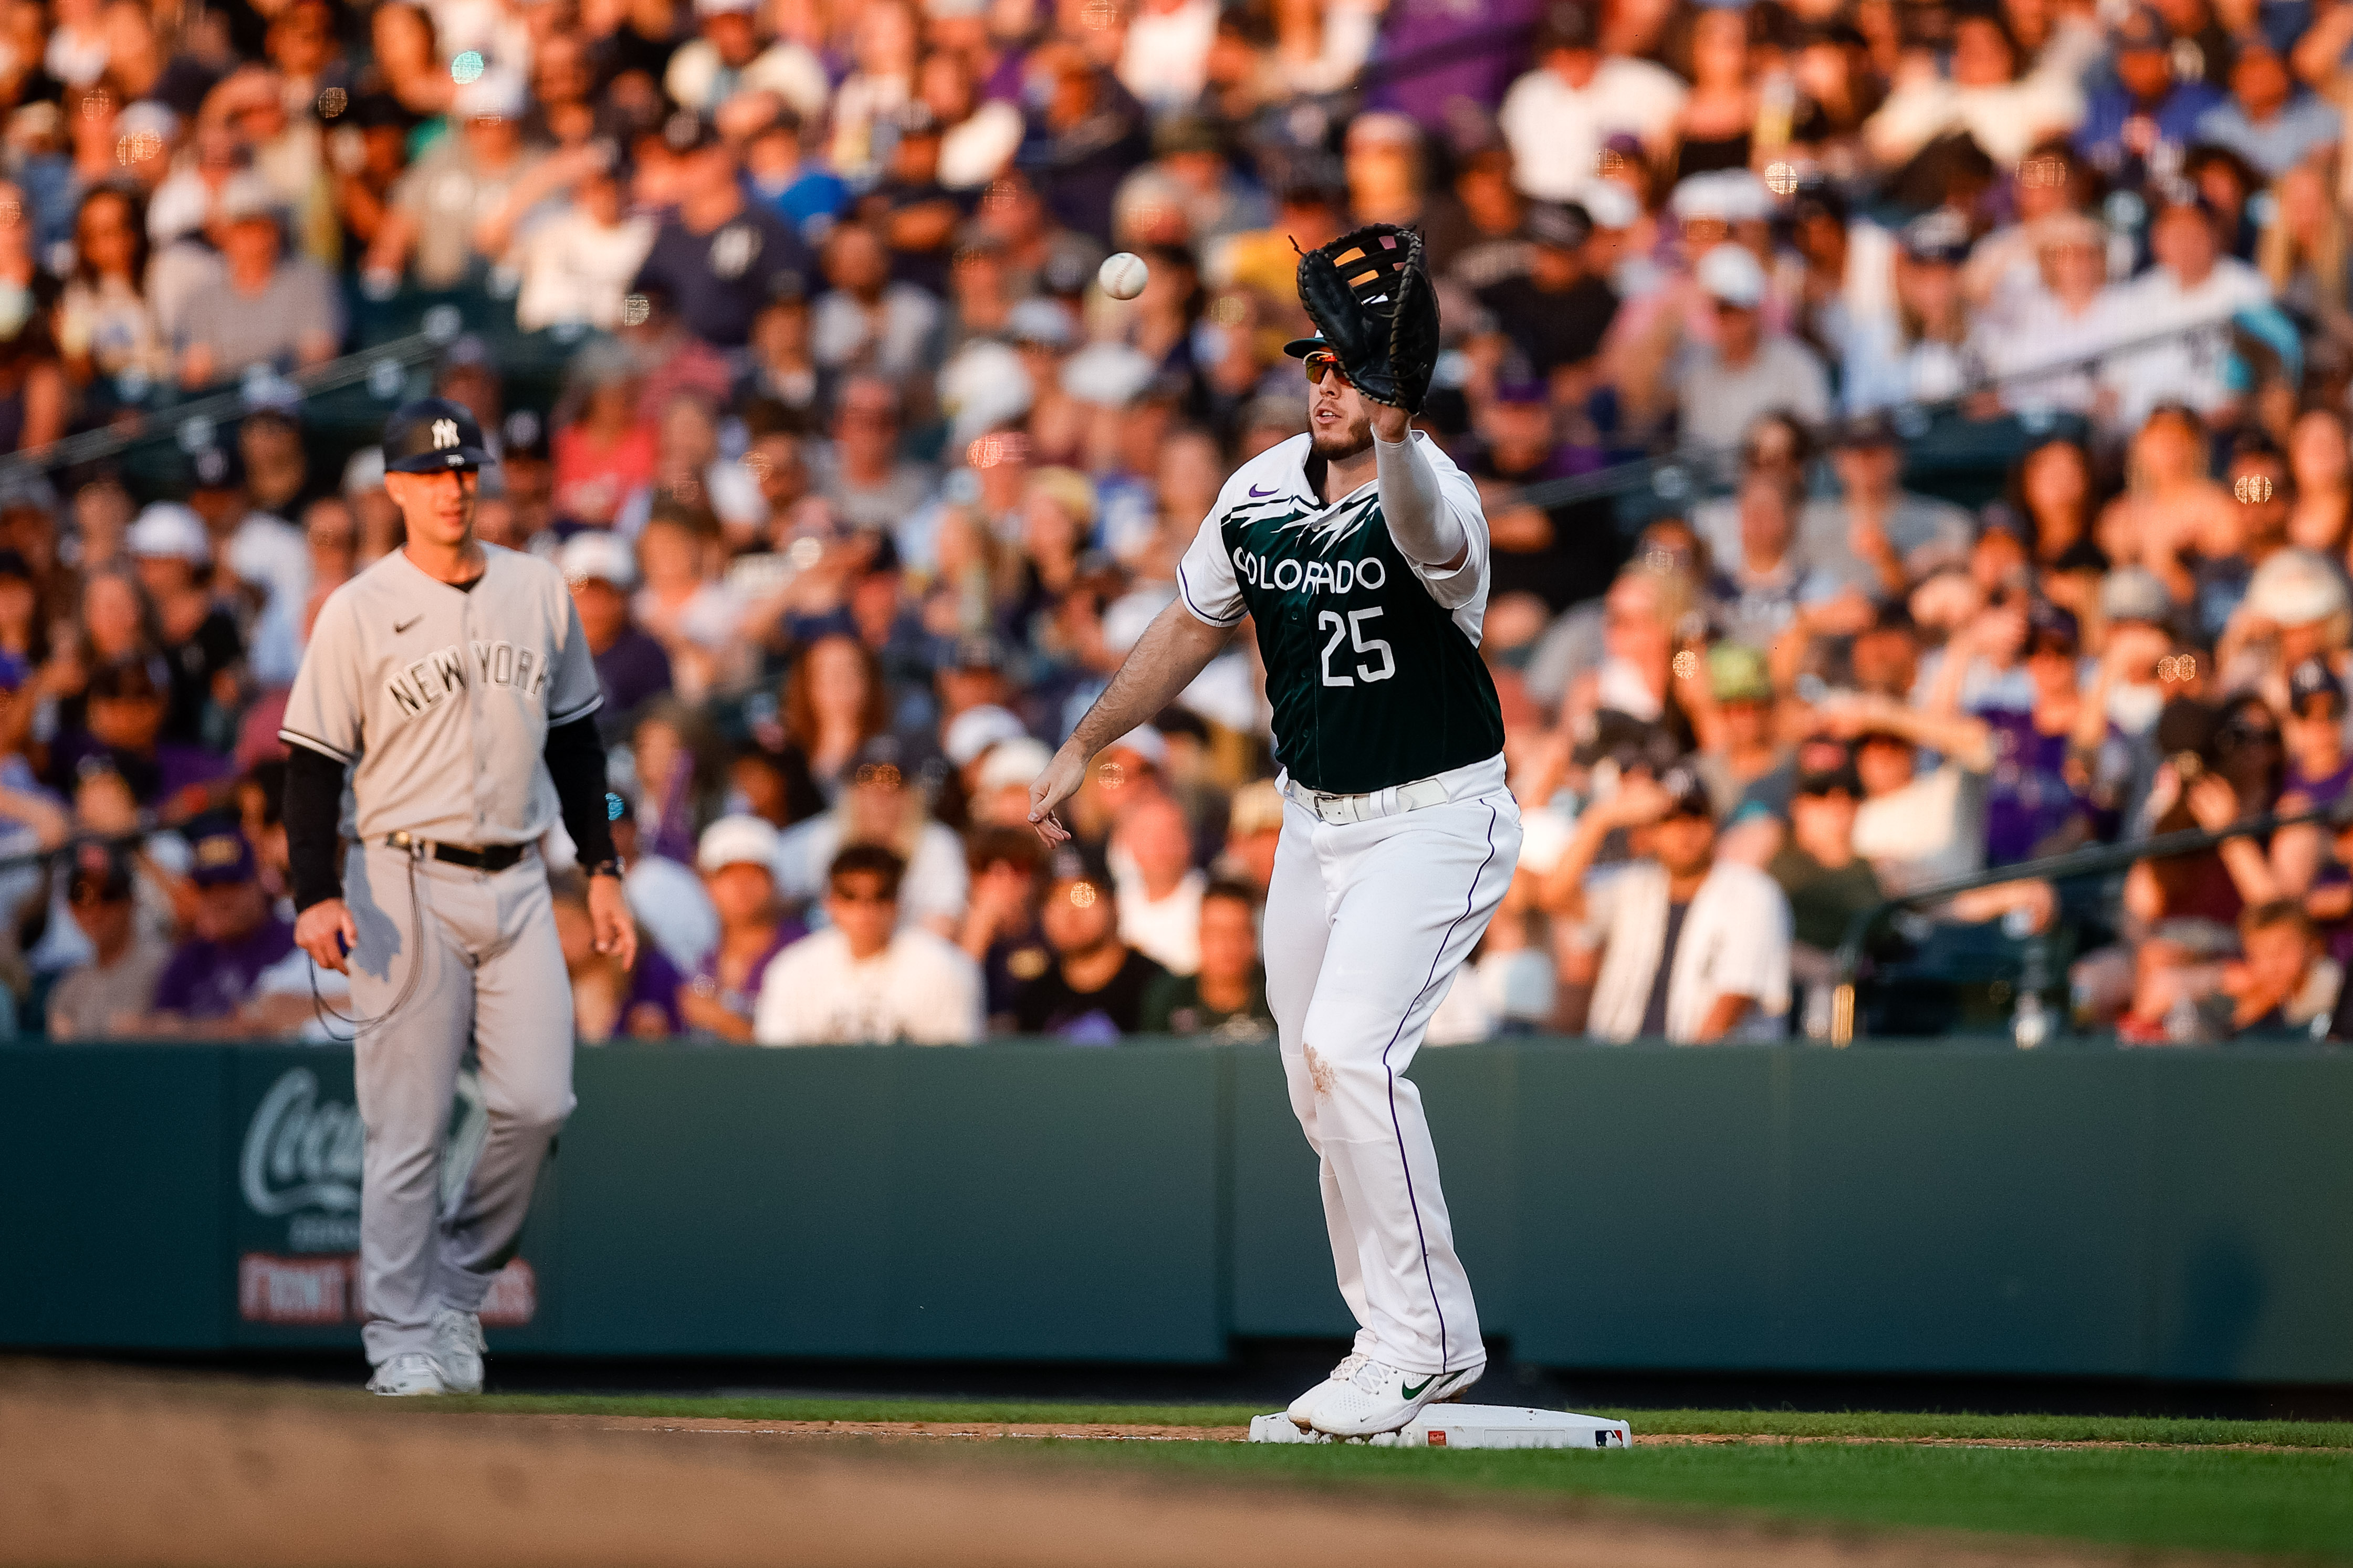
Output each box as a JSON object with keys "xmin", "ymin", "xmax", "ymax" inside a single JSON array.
[
  {"xmin": 280, "ymin": 398, "xmax": 635, "ymax": 1396},
  {"xmin": 1030, "ymin": 229, "xmax": 1521, "ymax": 1438}
]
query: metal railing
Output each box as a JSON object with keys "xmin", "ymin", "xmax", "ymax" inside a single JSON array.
[{"xmin": 1827, "ymin": 799, "xmax": 2345, "ymax": 1046}]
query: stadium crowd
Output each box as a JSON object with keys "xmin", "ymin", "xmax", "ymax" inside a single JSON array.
[{"xmin": 4, "ymin": 0, "xmax": 2353, "ymax": 1046}]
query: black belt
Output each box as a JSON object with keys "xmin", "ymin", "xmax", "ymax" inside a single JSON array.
[{"xmin": 384, "ymin": 832, "xmax": 531, "ymax": 871}]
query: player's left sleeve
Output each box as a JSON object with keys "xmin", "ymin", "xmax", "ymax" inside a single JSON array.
[
  {"xmin": 1174, "ymin": 507, "xmax": 1246, "ymax": 627},
  {"xmin": 1405, "ymin": 451, "xmax": 1489, "ymax": 612},
  {"xmin": 547, "ymin": 593, "xmax": 604, "ymax": 728}
]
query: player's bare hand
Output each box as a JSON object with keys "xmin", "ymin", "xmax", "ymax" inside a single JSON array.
[
  {"xmin": 295, "ymin": 898, "xmax": 358, "ymax": 975},
  {"xmin": 586, "ymin": 875, "xmax": 637, "ymax": 969},
  {"xmin": 1366, "ymin": 399, "xmax": 1412, "ymax": 443},
  {"xmin": 1028, "ymin": 743, "xmax": 1088, "ymax": 846}
]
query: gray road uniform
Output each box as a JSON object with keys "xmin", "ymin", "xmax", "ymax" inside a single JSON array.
[
  {"xmin": 280, "ymin": 544, "xmax": 602, "ymax": 1366},
  {"xmin": 1176, "ymin": 429, "xmax": 1521, "ymax": 1383}
]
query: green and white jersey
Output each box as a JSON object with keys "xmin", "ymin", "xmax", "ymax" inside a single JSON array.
[{"xmin": 1177, "ymin": 432, "xmax": 1505, "ymax": 794}]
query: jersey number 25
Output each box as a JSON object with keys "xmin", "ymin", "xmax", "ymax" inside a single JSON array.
[{"xmin": 1319, "ymin": 607, "xmax": 1397, "ymax": 688}]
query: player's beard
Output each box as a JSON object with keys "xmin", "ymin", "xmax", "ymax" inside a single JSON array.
[{"xmin": 1309, "ymin": 406, "xmax": 1375, "ymax": 462}]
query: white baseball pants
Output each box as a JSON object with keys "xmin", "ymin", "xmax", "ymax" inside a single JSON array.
[
  {"xmin": 344, "ymin": 842, "xmax": 574, "ymax": 1366},
  {"xmin": 1261, "ymin": 756, "xmax": 1521, "ymax": 1379}
]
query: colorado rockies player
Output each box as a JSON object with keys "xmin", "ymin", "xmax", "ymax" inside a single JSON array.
[
  {"xmin": 1030, "ymin": 227, "xmax": 1520, "ymax": 1437},
  {"xmin": 279, "ymin": 397, "xmax": 634, "ymax": 1395}
]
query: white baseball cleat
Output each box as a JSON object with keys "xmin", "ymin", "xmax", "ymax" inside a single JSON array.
[
  {"xmin": 430, "ymin": 1308, "xmax": 486, "ymax": 1394},
  {"xmin": 1285, "ymin": 1351, "xmax": 1368, "ymax": 1427},
  {"xmin": 1309, "ymin": 1359, "xmax": 1483, "ymax": 1438},
  {"xmin": 366, "ymin": 1352, "xmax": 449, "ymax": 1396}
]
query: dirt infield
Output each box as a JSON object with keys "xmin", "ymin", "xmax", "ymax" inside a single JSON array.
[{"xmin": 0, "ymin": 1364, "xmax": 2241, "ymax": 1568}]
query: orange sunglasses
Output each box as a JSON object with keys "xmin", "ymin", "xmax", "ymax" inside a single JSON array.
[{"xmin": 1303, "ymin": 351, "xmax": 1353, "ymax": 388}]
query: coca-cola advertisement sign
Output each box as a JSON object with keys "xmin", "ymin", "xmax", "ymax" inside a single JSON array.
[{"xmin": 229, "ymin": 1053, "xmax": 541, "ymax": 1341}]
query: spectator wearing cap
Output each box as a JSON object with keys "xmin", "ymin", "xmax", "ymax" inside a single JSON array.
[
  {"xmin": 755, "ymin": 843, "xmax": 982, "ymax": 1045},
  {"xmin": 958, "ymin": 822, "xmax": 1051, "ymax": 1029},
  {"xmin": 2075, "ymin": 7, "xmax": 2225, "ymax": 179},
  {"xmin": 1767, "ymin": 764, "xmax": 1883, "ymax": 1023},
  {"xmin": 2280, "ymin": 656, "xmax": 2351, "ymax": 814},
  {"xmin": 47, "ymin": 843, "xmax": 169, "ymax": 1040},
  {"xmin": 1826, "ymin": 414, "xmax": 1976, "ymax": 597},
  {"xmin": 1499, "ymin": 2, "xmax": 1687, "ymax": 204},
  {"xmin": 860, "ymin": 102, "xmax": 972, "ymax": 298},
  {"xmin": 1838, "ymin": 211, "xmax": 1979, "ymax": 414},
  {"xmin": 49, "ymin": 654, "xmax": 231, "ymax": 821},
  {"xmin": 632, "ymin": 112, "xmax": 813, "ymax": 350},
  {"xmin": 776, "ymin": 736, "xmax": 969, "ymax": 934},
  {"xmin": 133, "ymin": 823, "xmax": 295, "ymax": 1034},
  {"xmin": 1670, "ymin": 244, "xmax": 1830, "ymax": 451},
  {"xmin": 124, "ymin": 503, "xmax": 240, "ymax": 748},
  {"xmin": 1010, "ymin": 848, "xmax": 1167, "ymax": 1040},
  {"xmin": 1971, "ymin": 601, "xmax": 2104, "ymax": 866},
  {"xmin": 678, "ymin": 814, "xmax": 807, "ymax": 1042},
  {"xmin": 740, "ymin": 97, "xmax": 851, "ymax": 243},
  {"xmin": 1689, "ymin": 642, "xmax": 1783, "ymax": 824},
  {"xmin": 1863, "ymin": 6, "xmax": 2085, "ymax": 170},
  {"xmin": 2099, "ymin": 189, "xmax": 2273, "ymax": 432},
  {"xmin": 2197, "ymin": 30, "xmax": 2341, "ymax": 176},
  {"xmin": 512, "ymin": 152, "xmax": 657, "ymax": 334},
  {"xmin": 1544, "ymin": 765, "xmax": 1792, "ymax": 1044},
  {"xmin": 965, "ymin": 734, "xmax": 1055, "ymax": 827},
  {"xmin": 664, "ymin": 0, "xmax": 828, "ymax": 121},
  {"xmin": 741, "ymin": 282, "xmax": 823, "ymax": 422},
  {"xmin": 2195, "ymin": 435, "xmax": 2297, "ymax": 638},
  {"xmin": 184, "ymin": 439, "xmax": 309, "ymax": 651},
  {"xmin": 364, "ymin": 68, "xmax": 547, "ymax": 291},
  {"xmin": 1472, "ymin": 201, "xmax": 1617, "ymax": 382},
  {"xmin": 173, "ymin": 173, "xmax": 340, "ymax": 389},
  {"xmin": 1126, "ymin": 114, "xmax": 1267, "ymax": 251},
  {"xmin": 2221, "ymin": 546, "xmax": 2349, "ymax": 712},
  {"xmin": 561, "ymin": 531, "xmax": 672, "ymax": 742},
  {"xmin": 1141, "ymin": 878, "xmax": 1272, "ymax": 1037}
]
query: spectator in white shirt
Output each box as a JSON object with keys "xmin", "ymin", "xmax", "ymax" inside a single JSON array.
[
  {"xmin": 2100, "ymin": 189, "xmax": 2273, "ymax": 432},
  {"xmin": 1499, "ymin": 2, "xmax": 1687, "ymax": 202},
  {"xmin": 1112, "ymin": 791, "xmax": 1204, "ymax": 976},
  {"xmin": 754, "ymin": 844, "xmax": 983, "ymax": 1045},
  {"xmin": 1543, "ymin": 765, "xmax": 1793, "ymax": 1043}
]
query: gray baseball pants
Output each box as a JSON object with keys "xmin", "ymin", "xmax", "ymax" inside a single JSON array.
[{"xmin": 344, "ymin": 840, "xmax": 574, "ymax": 1366}]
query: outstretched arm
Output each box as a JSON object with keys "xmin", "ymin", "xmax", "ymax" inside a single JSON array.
[
  {"xmin": 1370, "ymin": 405, "xmax": 1468, "ymax": 571},
  {"xmin": 1029, "ymin": 599, "xmax": 1232, "ymax": 843}
]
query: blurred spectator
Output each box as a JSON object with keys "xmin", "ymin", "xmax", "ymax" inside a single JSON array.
[
  {"xmin": 562, "ymin": 531, "xmax": 672, "ymax": 741},
  {"xmin": 1547, "ymin": 766, "xmax": 1792, "ymax": 1043},
  {"xmin": 1011, "ymin": 848, "xmax": 1167, "ymax": 1040},
  {"xmin": 612, "ymin": 792, "xmax": 717, "ymax": 976},
  {"xmin": 1499, "ymin": 3, "xmax": 1686, "ymax": 203},
  {"xmin": 1672, "ymin": 246, "xmax": 1830, "ymax": 450},
  {"xmin": 367, "ymin": 69, "xmax": 544, "ymax": 289},
  {"xmin": 754, "ymin": 843, "xmax": 980, "ymax": 1044},
  {"xmin": 1112, "ymin": 791, "xmax": 1204, "ymax": 975},
  {"xmin": 959, "ymin": 823, "xmax": 1050, "ymax": 1030},
  {"xmin": 45, "ymin": 843, "xmax": 166, "ymax": 1040},
  {"xmin": 633, "ymin": 112, "xmax": 812, "ymax": 349},
  {"xmin": 124, "ymin": 503, "xmax": 239, "ymax": 748},
  {"xmin": 553, "ymin": 867, "xmax": 681, "ymax": 1043},
  {"xmin": 1140, "ymin": 878, "xmax": 1271, "ymax": 1037},
  {"xmin": 132, "ymin": 823, "xmax": 290, "ymax": 1034},
  {"xmin": 174, "ymin": 175, "xmax": 340, "ymax": 388},
  {"xmin": 678, "ymin": 814, "xmax": 803, "ymax": 1042},
  {"xmin": 776, "ymin": 737, "xmax": 967, "ymax": 932}
]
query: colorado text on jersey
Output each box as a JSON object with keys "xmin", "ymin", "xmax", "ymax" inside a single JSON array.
[{"xmin": 387, "ymin": 640, "xmax": 556, "ymax": 717}]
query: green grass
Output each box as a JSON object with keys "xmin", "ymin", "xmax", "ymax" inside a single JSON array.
[{"xmin": 416, "ymin": 1395, "xmax": 2353, "ymax": 1559}]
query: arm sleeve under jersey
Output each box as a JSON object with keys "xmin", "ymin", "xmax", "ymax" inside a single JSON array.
[
  {"xmin": 1375, "ymin": 431, "xmax": 1467, "ymax": 567},
  {"xmin": 544, "ymin": 714, "xmax": 618, "ymax": 867}
]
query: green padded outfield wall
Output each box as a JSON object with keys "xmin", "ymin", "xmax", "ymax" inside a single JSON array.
[{"xmin": 3, "ymin": 1041, "xmax": 2349, "ymax": 1383}]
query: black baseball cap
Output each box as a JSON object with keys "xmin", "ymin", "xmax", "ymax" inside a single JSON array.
[
  {"xmin": 382, "ymin": 397, "xmax": 493, "ymax": 474},
  {"xmin": 1658, "ymin": 764, "xmax": 1714, "ymax": 820},
  {"xmin": 2289, "ymin": 656, "xmax": 2345, "ymax": 714},
  {"xmin": 189, "ymin": 443, "xmax": 244, "ymax": 491}
]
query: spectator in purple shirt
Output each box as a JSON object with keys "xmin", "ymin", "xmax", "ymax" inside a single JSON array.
[
  {"xmin": 137, "ymin": 823, "xmax": 295, "ymax": 1034},
  {"xmin": 561, "ymin": 531, "xmax": 674, "ymax": 743},
  {"xmin": 677, "ymin": 814, "xmax": 804, "ymax": 1041},
  {"xmin": 48, "ymin": 655, "xmax": 232, "ymax": 824}
]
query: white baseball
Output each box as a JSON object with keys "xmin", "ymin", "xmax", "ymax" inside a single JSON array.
[{"xmin": 1098, "ymin": 251, "xmax": 1149, "ymax": 301}]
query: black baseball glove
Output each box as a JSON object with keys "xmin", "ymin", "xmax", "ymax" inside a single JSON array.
[{"xmin": 1293, "ymin": 224, "xmax": 1440, "ymax": 414}]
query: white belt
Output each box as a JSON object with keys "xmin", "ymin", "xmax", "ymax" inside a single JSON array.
[{"xmin": 1278, "ymin": 755, "xmax": 1504, "ymax": 826}]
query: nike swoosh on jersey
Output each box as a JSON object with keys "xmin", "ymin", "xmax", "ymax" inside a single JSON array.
[
  {"xmin": 394, "ymin": 615, "xmax": 422, "ymax": 634},
  {"xmin": 1248, "ymin": 483, "xmax": 1281, "ymax": 497}
]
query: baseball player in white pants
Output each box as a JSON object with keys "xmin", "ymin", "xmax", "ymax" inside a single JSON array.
[
  {"xmin": 280, "ymin": 398, "xmax": 636, "ymax": 1396},
  {"xmin": 1031, "ymin": 228, "xmax": 1520, "ymax": 1437}
]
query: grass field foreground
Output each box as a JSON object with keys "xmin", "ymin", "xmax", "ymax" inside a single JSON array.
[{"xmin": 420, "ymin": 1395, "xmax": 2353, "ymax": 1560}]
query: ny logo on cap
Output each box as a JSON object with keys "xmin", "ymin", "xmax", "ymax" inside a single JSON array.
[{"xmin": 431, "ymin": 418, "xmax": 459, "ymax": 449}]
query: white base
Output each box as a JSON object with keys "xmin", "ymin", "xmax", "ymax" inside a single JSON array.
[{"xmin": 1247, "ymin": 1404, "xmax": 1632, "ymax": 1449}]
